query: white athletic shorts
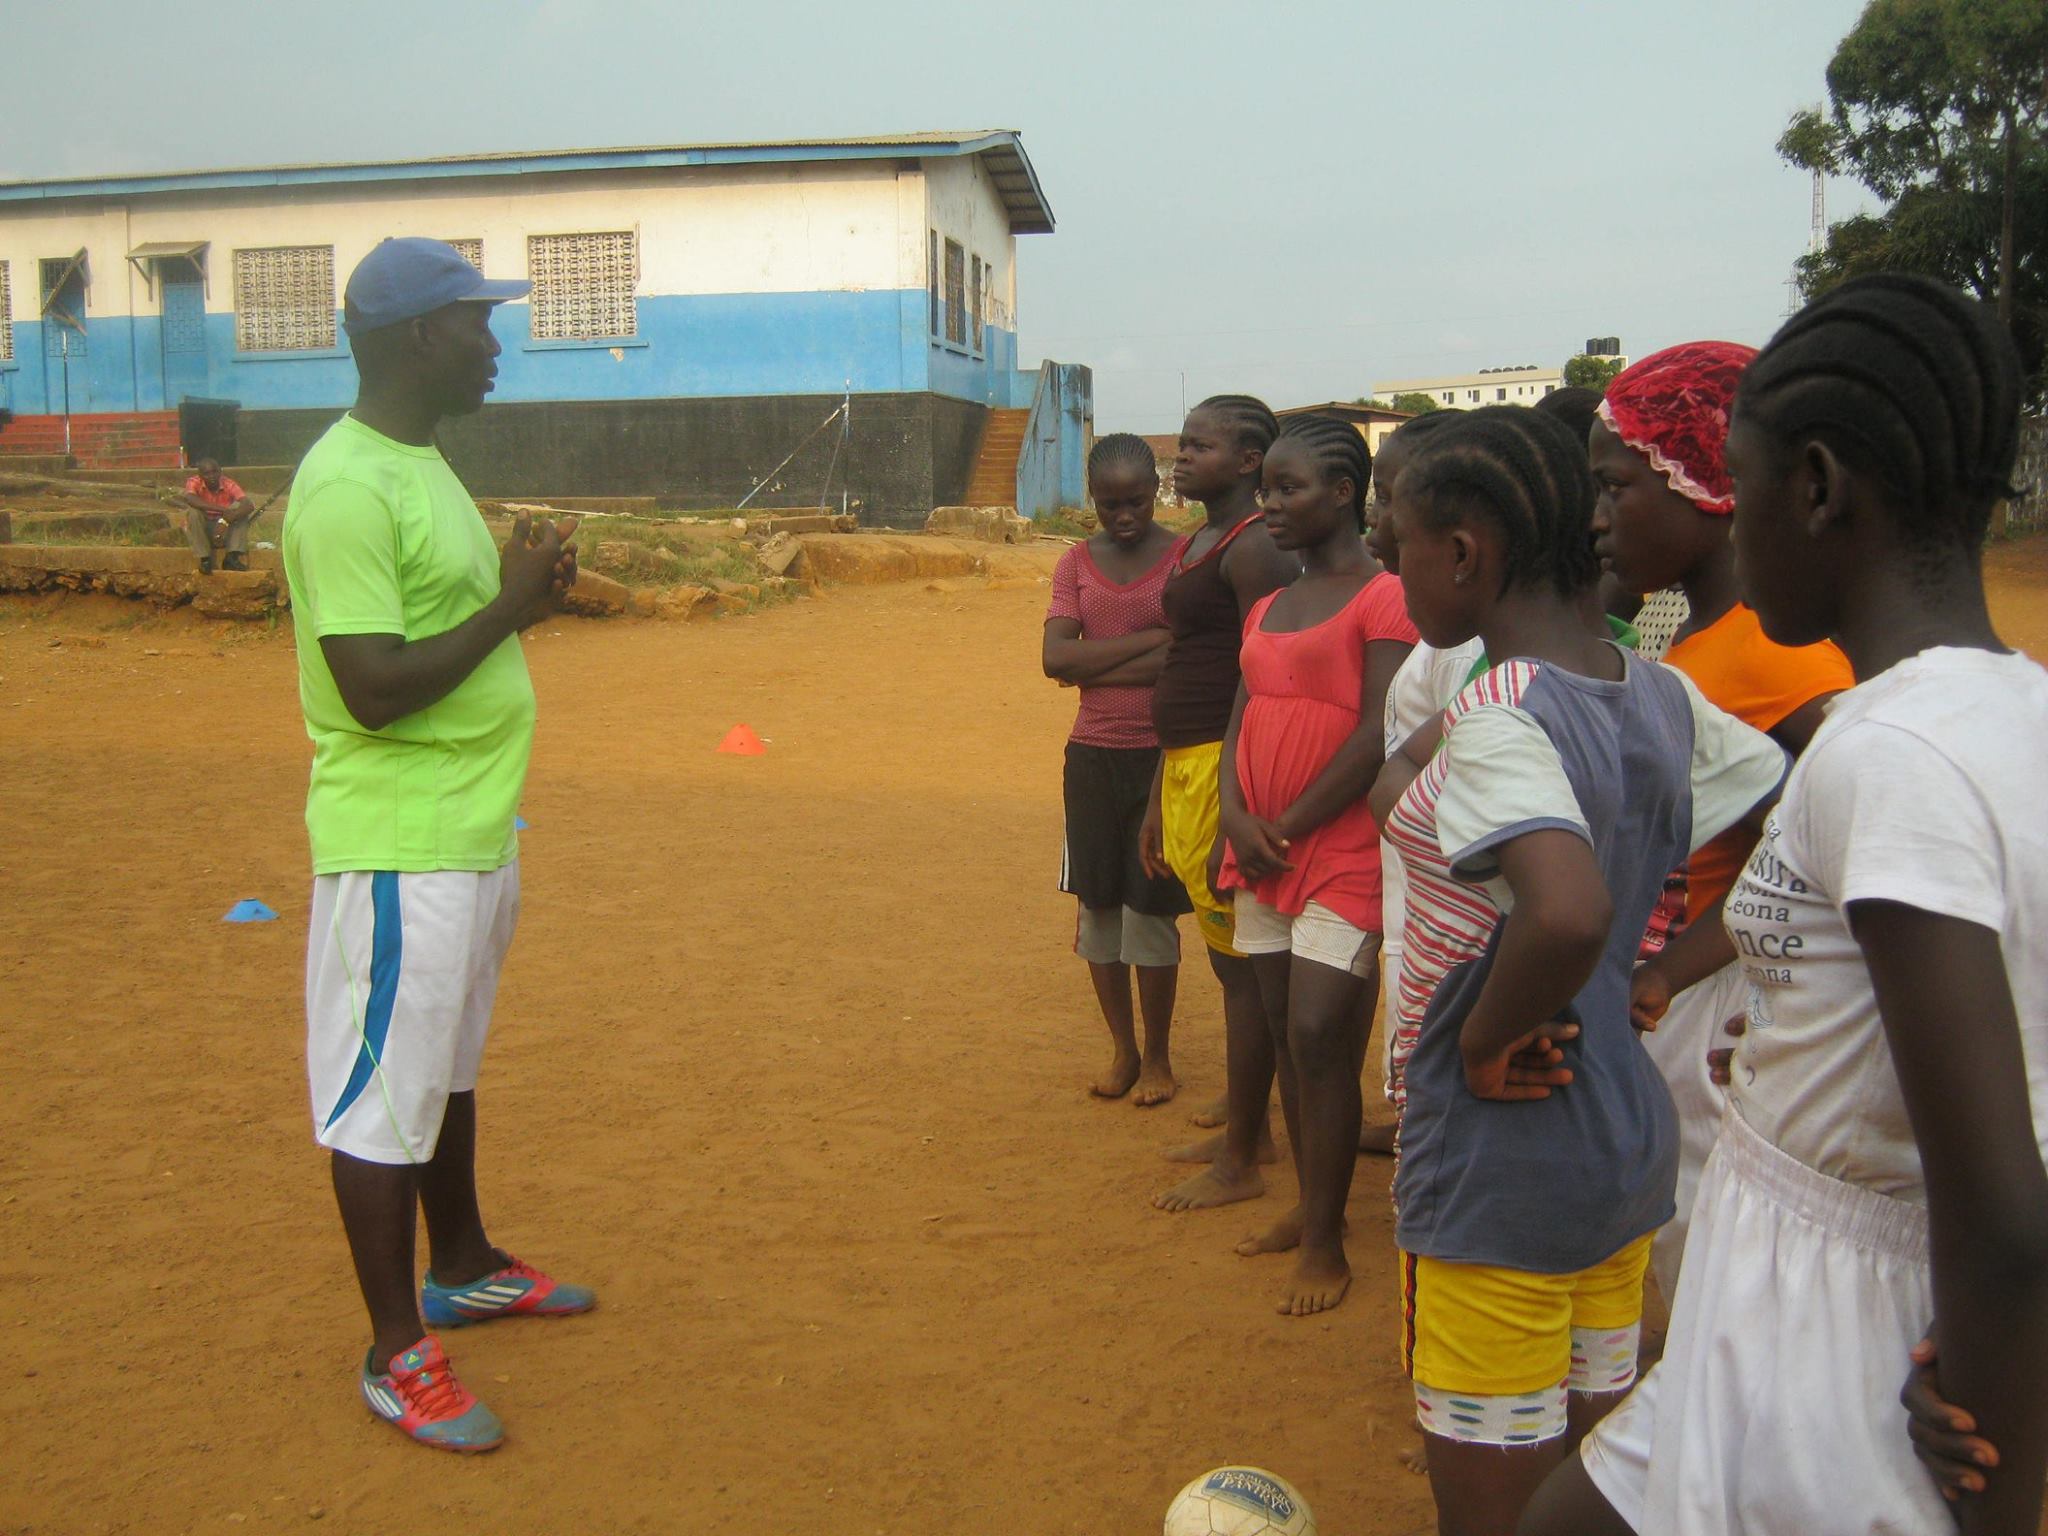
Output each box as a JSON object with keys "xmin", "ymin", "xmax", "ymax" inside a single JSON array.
[
  {"xmin": 1582, "ymin": 1104, "xmax": 1945, "ymax": 1535},
  {"xmin": 1639, "ymin": 960, "xmax": 1748, "ymax": 1302},
  {"xmin": 306, "ymin": 863, "xmax": 520, "ymax": 1166},
  {"xmin": 1073, "ymin": 903, "xmax": 1182, "ymax": 969},
  {"xmin": 1232, "ymin": 893, "xmax": 1382, "ymax": 979}
]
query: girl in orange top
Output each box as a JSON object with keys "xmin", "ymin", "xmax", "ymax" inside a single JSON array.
[{"xmin": 1589, "ymin": 341, "xmax": 1855, "ymax": 1303}]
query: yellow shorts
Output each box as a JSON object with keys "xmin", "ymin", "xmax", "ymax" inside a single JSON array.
[
  {"xmin": 1401, "ymin": 1233, "xmax": 1652, "ymax": 1396},
  {"xmin": 1160, "ymin": 741, "xmax": 1240, "ymax": 957}
]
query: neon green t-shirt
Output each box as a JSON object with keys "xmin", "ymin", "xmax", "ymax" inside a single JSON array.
[{"xmin": 282, "ymin": 414, "xmax": 534, "ymax": 874}]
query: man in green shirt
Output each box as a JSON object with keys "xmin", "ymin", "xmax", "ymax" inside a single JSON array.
[{"xmin": 285, "ymin": 239, "xmax": 587, "ymax": 1454}]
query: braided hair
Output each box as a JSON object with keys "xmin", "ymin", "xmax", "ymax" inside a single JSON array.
[
  {"xmin": 1531, "ymin": 386, "xmax": 1604, "ymax": 450},
  {"xmin": 1275, "ymin": 414, "xmax": 1373, "ymax": 530},
  {"xmin": 1192, "ymin": 394, "xmax": 1280, "ymax": 456},
  {"xmin": 1401, "ymin": 406, "xmax": 1600, "ymax": 598},
  {"xmin": 1088, "ymin": 431, "xmax": 1159, "ymax": 482},
  {"xmin": 1737, "ymin": 273, "xmax": 2022, "ymax": 551}
]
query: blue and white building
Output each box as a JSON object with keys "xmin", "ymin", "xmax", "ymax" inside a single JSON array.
[{"xmin": 0, "ymin": 131, "xmax": 1091, "ymax": 524}]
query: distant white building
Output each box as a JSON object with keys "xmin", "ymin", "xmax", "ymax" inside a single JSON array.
[
  {"xmin": 1374, "ymin": 364, "xmax": 1565, "ymax": 410},
  {"xmin": 1376, "ymin": 340, "xmax": 1626, "ymax": 412}
]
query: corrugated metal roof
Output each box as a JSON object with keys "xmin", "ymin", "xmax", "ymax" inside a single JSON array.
[
  {"xmin": 0, "ymin": 130, "xmax": 1056, "ymax": 233},
  {"xmin": 1277, "ymin": 401, "xmax": 1417, "ymax": 422}
]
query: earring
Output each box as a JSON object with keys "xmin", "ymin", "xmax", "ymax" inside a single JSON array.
[{"xmin": 1453, "ymin": 571, "xmax": 1469, "ymax": 585}]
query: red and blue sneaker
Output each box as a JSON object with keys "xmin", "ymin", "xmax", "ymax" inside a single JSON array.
[
  {"xmin": 360, "ymin": 1336, "xmax": 504, "ymax": 1453},
  {"xmin": 421, "ymin": 1253, "xmax": 597, "ymax": 1328}
]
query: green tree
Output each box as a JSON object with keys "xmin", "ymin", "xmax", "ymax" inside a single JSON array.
[
  {"xmin": 1387, "ymin": 392, "xmax": 1443, "ymax": 415},
  {"xmin": 1782, "ymin": 0, "xmax": 2048, "ymax": 395},
  {"xmin": 1562, "ymin": 355, "xmax": 1628, "ymax": 392}
]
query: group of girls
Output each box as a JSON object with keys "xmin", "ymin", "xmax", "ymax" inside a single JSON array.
[{"xmin": 1045, "ymin": 274, "xmax": 2046, "ymax": 1536}]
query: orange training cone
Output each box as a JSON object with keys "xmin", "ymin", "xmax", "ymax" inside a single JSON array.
[{"xmin": 717, "ymin": 723, "xmax": 766, "ymax": 756}]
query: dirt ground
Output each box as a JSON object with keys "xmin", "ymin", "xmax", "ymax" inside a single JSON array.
[{"xmin": 4, "ymin": 537, "xmax": 2047, "ymax": 1536}]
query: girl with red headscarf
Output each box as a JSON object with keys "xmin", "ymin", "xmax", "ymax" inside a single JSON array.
[{"xmin": 1586, "ymin": 341, "xmax": 1854, "ymax": 1307}]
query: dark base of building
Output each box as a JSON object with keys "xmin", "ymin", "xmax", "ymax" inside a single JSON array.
[{"xmin": 237, "ymin": 392, "xmax": 990, "ymax": 530}]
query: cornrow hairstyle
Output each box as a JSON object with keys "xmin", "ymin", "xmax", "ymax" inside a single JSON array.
[
  {"xmin": 1276, "ymin": 414, "xmax": 1374, "ymax": 530},
  {"xmin": 1088, "ymin": 431, "xmax": 1160, "ymax": 482},
  {"xmin": 1400, "ymin": 405, "xmax": 1600, "ymax": 598},
  {"xmin": 1737, "ymin": 273, "xmax": 2023, "ymax": 551},
  {"xmin": 1384, "ymin": 408, "xmax": 1460, "ymax": 453},
  {"xmin": 1192, "ymin": 394, "xmax": 1281, "ymax": 457},
  {"xmin": 1532, "ymin": 386, "xmax": 1604, "ymax": 449}
]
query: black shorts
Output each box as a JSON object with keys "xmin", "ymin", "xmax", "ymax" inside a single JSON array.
[{"xmin": 1060, "ymin": 742, "xmax": 1192, "ymax": 917}]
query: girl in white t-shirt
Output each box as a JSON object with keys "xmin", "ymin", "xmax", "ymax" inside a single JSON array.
[
  {"xmin": 1362, "ymin": 411, "xmax": 1478, "ymax": 1155},
  {"xmin": 1526, "ymin": 277, "xmax": 2048, "ymax": 1536}
]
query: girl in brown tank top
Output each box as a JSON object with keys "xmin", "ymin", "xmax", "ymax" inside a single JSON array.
[{"xmin": 1145, "ymin": 396, "xmax": 1302, "ymax": 1236}]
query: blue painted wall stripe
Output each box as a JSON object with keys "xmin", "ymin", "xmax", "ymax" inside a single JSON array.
[{"xmin": 0, "ymin": 290, "xmax": 1024, "ymax": 417}]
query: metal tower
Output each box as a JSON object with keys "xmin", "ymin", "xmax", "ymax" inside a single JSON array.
[{"xmin": 1787, "ymin": 169, "xmax": 1829, "ymax": 316}]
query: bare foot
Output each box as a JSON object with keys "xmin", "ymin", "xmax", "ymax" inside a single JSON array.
[
  {"xmin": 1234, "ymin": 1204, "xmax": 1303, "ymax": 1257},
  {"xmin": 1090, "ymin": 1050, "xmax": 1140, "ymax": 1099},
  {"xmin": 1358, "ymin": 1120, "xmax": 1397, "ymax": 1156},
  {"xmin": 1398, "ymin": 1442, "xmax": 1428, "ymax": 1475},
  {"xmin": 1132, "ymin": 1061, "xmax": 1177, "ymax": 1107},
  {"xmin": 1161, "ymin": 1127, "xmax": 1281, "ymax": 1165},
  {"xmin": 1275, "ymin": 1243, "xmax": 1351, "ymax": 1316},
  {"xmin": 1188, "ymin": 1094, "xmax": 1229, "ymax": 1128},
  {"xmin": 1152, "ymin": 1162, "xmax": 1264, "ymax": 1213}
]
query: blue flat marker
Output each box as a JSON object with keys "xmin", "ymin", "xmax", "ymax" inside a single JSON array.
[
  {"xmin": 516, "ymin": 816, "xmax": 530, "ymax": 830},
  {"xmin": 224, "ymin": 899, "xmax": 278, "ymax": 923}
]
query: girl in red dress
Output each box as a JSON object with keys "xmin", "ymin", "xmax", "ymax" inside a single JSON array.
[{"xmin": 1217, "ymin": 414, "xmax": 1418, "ymax": 1315}]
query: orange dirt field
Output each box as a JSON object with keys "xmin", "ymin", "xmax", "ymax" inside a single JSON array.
[{"xmin": 4, "ymin": 536, "xmax": 2047, "ymax": 1536}]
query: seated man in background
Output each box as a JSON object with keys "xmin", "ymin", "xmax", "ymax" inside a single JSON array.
[{"xmin": 180, "ymin": 457, "xmax": 256, "ymax": 573}]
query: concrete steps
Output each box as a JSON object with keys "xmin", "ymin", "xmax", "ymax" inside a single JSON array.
[
  {"xmin": 963, "ymin": 408, "xmax": 1029, "ymax": 507},
  {"xmin": 0, "ymin": 411, "xmax": 183, "ymax": 471}
]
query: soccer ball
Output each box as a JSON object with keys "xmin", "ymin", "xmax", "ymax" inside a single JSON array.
[{"xmin": 1164, "ymin": 1466, "xmax": 1317, "ymax": 1536}]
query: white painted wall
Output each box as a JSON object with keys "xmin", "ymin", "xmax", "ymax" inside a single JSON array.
[
  {"xmin": 1374, "ymin": 368, "xmax": 1569, "ymax": 410},
  {"xmin": 0, "ymin": 158, "xmax": 927, "ymax": 327},
  {"xmin": 922, "ymin": 155, "xmax": 1017, "ymax": 330}
]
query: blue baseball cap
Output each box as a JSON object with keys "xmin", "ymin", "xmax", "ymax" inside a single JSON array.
[{"xmin": 342, "ymin": 237, "xmax": 530, "ymax": 337}]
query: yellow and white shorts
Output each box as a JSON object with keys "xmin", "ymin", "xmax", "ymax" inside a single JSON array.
[
  {"xmin": 1159, "ymin": 741, "xmax": 1240, "ymax": 957},
  {"xmin": 1400, "ymin": 1233, "xmax": 1651, "ymax": 1445}
]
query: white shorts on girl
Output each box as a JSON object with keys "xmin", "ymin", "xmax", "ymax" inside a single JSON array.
[
  {"xmin": 1638, "ymin": 960, "xmax": 1748, "ymax": 1302},
  {"xmin": 1232, "ymin": 893, "xmax": 1382, "ymax": 979},
  {"xmin": 306, "ymin": 863, "xmax": 520, "ymax": 1166},
  {"xmin": 1581, "ymin": 1104, "xmax": 1946, "ymax": 1535}
]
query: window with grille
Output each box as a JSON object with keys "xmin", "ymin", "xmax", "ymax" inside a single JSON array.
[
  {"xmin": 943, "ymin": 239, "xmax": 966, "ymax": 347},
  {"xmin": 968, "ymin": 257, "xmax": 983, "ymax": 355},
  {"xmin": 527, "ymin": 231, "xmax": 637, "ymax": 341},
  {"xmin": 234, "ymin": 246, "xmax": 335, "ymax": 351},
  {"xmin": 928, "ymin": 230, "xmax": 940, "ymax": 338},
  {"xmin": 0, "ymin": 262, "xmax": 11, "ymax": 361},
  {"xmin": 445, "ymin": 240, "xmax": 483, "ymax": 271}
]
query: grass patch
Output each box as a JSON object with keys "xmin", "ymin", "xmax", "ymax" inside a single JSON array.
[
  {"xmin": 503, "ymin": 512, "xmax": 799, "ymax": 614},
  {"xmin": 1032, "ymin": 509, "xmax": 1096, "ymax": 539},
  {"xmin": 1034, "ymin": 504, "xmax": 1205, "ymax": 541},
  {"xmin": 10, "ymin": 517, "xmax": 178, "ymax": 547}
]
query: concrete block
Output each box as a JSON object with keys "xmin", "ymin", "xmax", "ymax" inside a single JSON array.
[{"xmin": 925, "ymin": 505, "xmax": 1034, "ymax": 544}]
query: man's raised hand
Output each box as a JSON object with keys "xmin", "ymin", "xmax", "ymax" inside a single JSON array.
[{"xmin": 499, "ymin": 513, "xmax": 568, "ymax": 629}]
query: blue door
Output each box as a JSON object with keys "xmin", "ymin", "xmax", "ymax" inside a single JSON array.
[
  {"xmin": 160, "ymin": 265, "xmax": 208, "ymax": 407},
  {"xmin": 40, "ymin": 256, "xmax": 90, "ymax": 413}
]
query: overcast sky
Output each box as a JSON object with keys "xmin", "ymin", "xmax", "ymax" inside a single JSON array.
[{"xmin": 3, "ymin": 0, "xmax": 1875, "ymax": 433}]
